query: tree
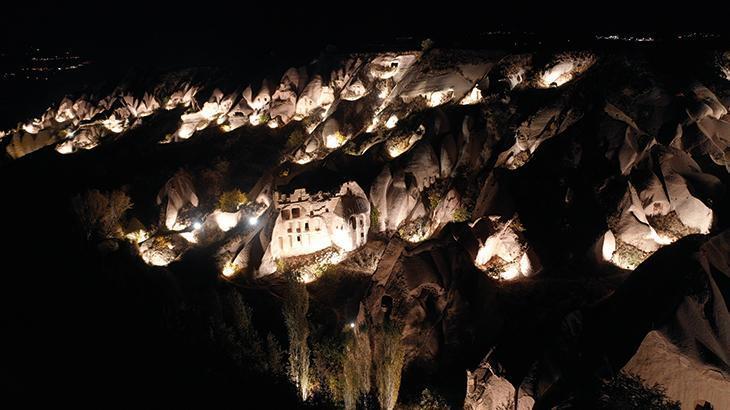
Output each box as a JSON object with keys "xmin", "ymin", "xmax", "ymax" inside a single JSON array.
[
  {"xmin": 218, "ymin": 189, "xmax": 249, "ymax": 212},
  {"xmin": 283, "ymin": 271, "xmax": 311, "ymax": 401},
  {"xmin": 374, "ymin": 321, "xmax": 406, "ymax": 410}
]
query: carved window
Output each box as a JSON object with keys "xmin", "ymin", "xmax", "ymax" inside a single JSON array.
[
  {"xmin": 292, "ymin": 207, "xmax": 301, "ymax": 218},
  {"xmin": 282, "ymin": 209, "xmax": 291, "ymax": 220},
  {"xmin": 305, "ymin": 222, "xmax": 309, "ymax": 231}
]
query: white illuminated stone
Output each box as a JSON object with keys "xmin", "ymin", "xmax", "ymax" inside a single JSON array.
[
  {"xmin": 176, "ymin": 124, "xmax": 196, "ymax": 139},
  {"xmin": 102, "ymin": 118, "xmax": 125, "ymax": 133},
  {"xmin": 325, "ymin": 132, "xmax": 345, "ymax": 148},
  {"xmin": 214, "ymin": 211, "xmax": 239, "ymax": 232},
  {"xmin": 427, "ymin": 89, "xmax": 454, "ymax": 107},
  {"xmin": 55, "ymin": 141, "xmax": 75, "ymax": 154},
  {"xmin": 460, "ymin": 86, "xmax": 483, "ymax": 105},
  {"xmin": 601, "ymin": 230, "xmax": 617, "ymax": 261},
  {"xmin": 385, "ymin": 115, "xmax": 399, "ymax": 129},
  {"xmin": 500, "ymin": 264, "xmax": 520, "ymax": 280},
  {"xmin": 179, "ymin": 231, "xmax": 198, "ymax": 243}
]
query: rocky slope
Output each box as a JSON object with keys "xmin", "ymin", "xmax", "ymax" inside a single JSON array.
[{"xmin": 2, "ymin": 43, "xmax": 730, "ymax": 408}]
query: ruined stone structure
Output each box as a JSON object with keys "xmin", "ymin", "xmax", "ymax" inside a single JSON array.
[{"xmin": 270, "ymin": 181, "xmax": 370, "ymax": 259}]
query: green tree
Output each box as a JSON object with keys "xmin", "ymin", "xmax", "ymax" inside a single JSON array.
[
  {"xmin": 218, "ymin": 189, "xmax": 249, "ymax": 212},
  {"xmin": 283, "ymin": 271, "xmax": 311, "ymax": 401}
]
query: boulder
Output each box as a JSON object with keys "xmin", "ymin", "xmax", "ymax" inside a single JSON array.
[
  {"xmin": 404, "ymin": 143, "xmax": 439, "ymax": 191},
  {"xmin": 156, "ymin": 170, "xmax": 199, "ymax": 229},
  {"xmin": 465, "ymin": 351, "xmax": 531, "ymax": 410}
]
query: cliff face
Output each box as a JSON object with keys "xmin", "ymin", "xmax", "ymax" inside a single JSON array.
[{"xmin": 2, "ymin": 44, "xmax": 730, "ymax": 407}]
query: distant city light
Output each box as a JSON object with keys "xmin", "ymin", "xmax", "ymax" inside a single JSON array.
[
  {"xmin": 192, "ymin": 221, "xmax": 202, "ymax": 230},
  {"xmin": 248, "ymin": 216, "xmax": 258, "ymax": 226},
  {"xmin": 349, "ymin": 322, "xmax": 356, "ymax": 329}
]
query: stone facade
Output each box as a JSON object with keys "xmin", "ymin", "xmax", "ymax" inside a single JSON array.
[{"xmin": 270, "ymin": 181, "xmax": 370, "ymax": 259}]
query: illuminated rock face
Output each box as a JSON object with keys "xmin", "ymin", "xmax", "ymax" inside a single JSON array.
[
  {"xmin": 472, "ymin": 216, "xmax": 541, "ymax": 280},
  {"xmin": 621, "ymin": 230, "xmax": 730, "ymax": 409},
  {"xmin": 465, "ymin": 353, "xmax": 534, "ymax": 410},
  {"xmin": 156, "ymin": 170, "xmax": 199, "ymax": 230},
  {"xmin": 623, "ymin": 331, "xmax": 730, "ymax": 410},
  {"xmin": 536, "ymin": 52, "xmax": 596, "ymax": 88},
  {"xmin": 270, "ymin": 181, "xmax": 370, "ymax": 260}
]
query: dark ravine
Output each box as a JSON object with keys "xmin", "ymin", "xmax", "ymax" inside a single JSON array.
[{"xmin": 2, "ymin": 40, "xmax": 730, "ymax": 409}]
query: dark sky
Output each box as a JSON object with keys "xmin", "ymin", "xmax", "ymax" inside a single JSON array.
[
  {"xmin": 3, "ymin": 1, "xmax": 727, "ymax": 57},
  {"xmin": 2, "ymin": 0, "xmax": 728, "ymax": 126}
]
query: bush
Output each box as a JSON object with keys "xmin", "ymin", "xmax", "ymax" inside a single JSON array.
[
  {"xmin": 218, "ymin": 189, "xmax": 249, "ymax": 212},
  {"xmin": 427, "ymin": 189, "xmax": 442, "ymax": 210},
  {"xmin": 452, "ymin": 207, "xmax": 470, "ymax": 223},
  {"xmin": 371, "ymin": 207, "xmax": 380, "ymax": 229},
  {"xmin": 74, "ymin": 189, "xmax": 133, "ymax": 240},
  {"xmin": 597, "ymin": 372, "xmax": 680, "ymax": 410},
  {"xmin": 421, "ymin": 38, "xmax": 435, "ymax": 51},
  {"xmin": 399, "ymin": 388, "xmax": 449, "ymax": 410},
  {"xmin": 286, "ymin": 128, "xmax": 308, "ymax": 152}
]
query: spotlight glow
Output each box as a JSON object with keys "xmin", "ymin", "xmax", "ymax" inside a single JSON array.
[{"xmin": 222, "ymin": 261, "xmax": 237, "ymax": 277}]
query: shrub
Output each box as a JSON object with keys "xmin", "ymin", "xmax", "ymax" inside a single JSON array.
[
  {"xmin": 452, "ymin": 206, "xmax": 470, "ymax": 223},
  {"xmin": 597, "ymin": 372, "xmax": 680, "ymax": 410},
  {"xmin": 218, "ymin": 189, "xmax": 249, "ymax": 212},
  {"xmin": 421, "ymin": 38, "xmax": 435, "ymax": 51},
  {"xmin": 74, "ymin": 189, "xmax": 133, "ymax": 240},
  {"xmin": 286, "ymin": 128, "xmax": 308, "ymax": 152},
  {"xmin": 399, "ymin": 388, "xmax": 450, "ymax": 410},
  {"xmin": 427, "ymin": 189, "xmax": 442, "ymax": 210},
  {"xmin": 276, "ymin": 258, "xmax": 288, "ymax": 273},
  {"xmin": 370, "ymin": 207, "xmax": 380, "ymax": 229}
]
